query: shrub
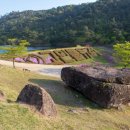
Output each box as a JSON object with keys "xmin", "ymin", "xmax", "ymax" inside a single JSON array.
[{"xmin": 113, "ymin": 41, "xmax": 130, "ymax": 67}]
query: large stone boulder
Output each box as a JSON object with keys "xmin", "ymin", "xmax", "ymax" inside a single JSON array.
[
  {"xmin": 61, "ymin": 66, "xmax": 130, "ymax": 108},
  {"xmin": 17, "ymin": 84, "xmax": 57, "ymax": 116}
]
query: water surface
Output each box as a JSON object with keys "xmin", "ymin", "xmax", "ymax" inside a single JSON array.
[{"xmin": 0, "ymin": 46, "xmax": 50, "ymax": 54}]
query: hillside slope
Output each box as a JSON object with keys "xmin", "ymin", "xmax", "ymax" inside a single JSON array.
[
  {"xmin": 0, "ymin": 0, "xmax": 130, "ymax": 47},
  {"xmin": 0, "ymin": 66, "xmax": 130, "ymax": 130}
]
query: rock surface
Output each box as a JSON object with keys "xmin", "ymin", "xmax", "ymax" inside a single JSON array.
[
  {"xmin": 61, "ymin": 66, "xmax": 130, "ymax": 108},
  {"xmin": 17, "ymin": 84, "xmax": 57, "ymax": 116},
  {"xmin": 75, "ymin": 66, "xmax": 130, "ymax": 85}
]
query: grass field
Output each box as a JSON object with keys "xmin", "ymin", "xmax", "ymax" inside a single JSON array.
[
  {"xmin": 68, "ymin": 55, "xmax": 108, "ymax": 65},
  {"xmin": 0, "ymin": 65, "xmax": 130, "ymax": 130},
  {"xmin": 14, "ymin": 46, "xmax": 98, "ymax": 65},
  {"xmin": 0, "ymin": 45, "xmax": 111, "ymax": 66}
]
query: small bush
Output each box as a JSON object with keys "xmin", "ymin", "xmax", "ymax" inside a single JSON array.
[{"xmin": 113, "ymin": 41, "xmax": 130, "ymax": 67}]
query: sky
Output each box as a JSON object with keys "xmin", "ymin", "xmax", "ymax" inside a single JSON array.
[{"xmin": 0, "ymin": 0, "xmax": 96, "ymax": 15}]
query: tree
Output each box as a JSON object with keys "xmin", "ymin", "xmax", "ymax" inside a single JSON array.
[
  {"xmin": 0, "ymin": 38, "xmax": 29, "ymax": 68},
  {"xmin": 0, "ymin": 0, "xmax": 130, "ymax": 47},
  {"xmin": 113, "ymin": 41, "xmax": 130, "ymax": 67}
]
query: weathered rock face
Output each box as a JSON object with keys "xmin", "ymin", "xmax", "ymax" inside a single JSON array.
[
  {"xmin": 61, "ymin": 66, "xmax": 130, "ymax": 108},
  {"xmin": 17, "ymin": 84, "xmax": 57, "ymax": 116},
  {"xmin": 75, "ymin": 66, "xmax": 130, "ymax": 85}
]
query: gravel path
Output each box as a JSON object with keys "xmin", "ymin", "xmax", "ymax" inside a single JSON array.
[{"xmin": 0, "ymin": 60, "xmax": 71, "ymax": 78}]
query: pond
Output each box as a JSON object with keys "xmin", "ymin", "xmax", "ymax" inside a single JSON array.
[
  {"xmin": 0, "ymin": 46, "xmax": 50, "ymax": 54},
  {"xmin": 0, "ymin": 50, "xmax": 6, "ymax": 54}
]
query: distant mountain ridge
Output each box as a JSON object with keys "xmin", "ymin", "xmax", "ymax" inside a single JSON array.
[{"xmin": 0, "ymin": 0, "xmax": 130, "ymax": 47}]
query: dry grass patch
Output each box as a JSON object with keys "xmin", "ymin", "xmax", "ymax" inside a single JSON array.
[{"xmin": 0, "ymin": 66, "xmax": 130, "ymax": 130}]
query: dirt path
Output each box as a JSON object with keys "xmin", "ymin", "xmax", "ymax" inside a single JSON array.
[
  {"xmin": 96, "ymin": 46, "xmax": 115, "ymax": 65},
  {"xmin": 0, "ymin": 60, "xmax": 71, "ymax": 78}
]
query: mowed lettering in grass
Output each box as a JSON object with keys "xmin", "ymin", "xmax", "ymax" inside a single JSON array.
[{"xmin": 15, "ymin": 47, "xmax": 99, "ymax": 65}]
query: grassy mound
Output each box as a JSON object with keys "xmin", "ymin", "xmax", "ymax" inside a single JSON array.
[
  {"xmin": 0, "ymin": 66, "xmax": 130, "ymax": 130},
  {"xmin": 15, "ymin": 46, "xmax": 99, "ymax": 65}
]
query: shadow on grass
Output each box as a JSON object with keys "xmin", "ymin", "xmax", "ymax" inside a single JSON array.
[{"xmin": 29, "ymin": 78, "xmax": 102, "ymax": 110}]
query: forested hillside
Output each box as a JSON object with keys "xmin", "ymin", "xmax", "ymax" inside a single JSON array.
[{"xmin": 0, "ymin": 0, "xmax": 130, "ymax": 47}]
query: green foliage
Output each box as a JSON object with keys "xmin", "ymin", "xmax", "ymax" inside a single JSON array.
[
  {"xmin": 0, "ymin": 0, "xmax": 129, "ymax": 47},
  {"xmin": 0, "ymin": 38, "xmax": 29, "ymax": 58},
  {"xmin": 113, "ymin": 42, "xmax": 130, "ymax": 67},
  {"xmin": 0, "ymin": 38, "xmax": 29, "ymax": 68}
]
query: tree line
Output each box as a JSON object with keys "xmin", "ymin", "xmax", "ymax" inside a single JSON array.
[{"xmin": 0, "ymin": 0, "xmax": 129, "ymax": 47}]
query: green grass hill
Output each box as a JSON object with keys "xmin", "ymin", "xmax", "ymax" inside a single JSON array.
[{"xmin": 0, "ymin": 65, "xmax": 130, "ymax": 130}]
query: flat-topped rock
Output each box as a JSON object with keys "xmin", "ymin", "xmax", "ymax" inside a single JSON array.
[
  {"xmin": 71, "ymin": 66, "xmax": 130, "ymax": 85},
  {"xmin": 61, "ymin": 66, "xmax": 130, "ymax": 108},
  {"xmin": 17, "ymin": 84, "xmax": 57, "ymax": 116}
]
